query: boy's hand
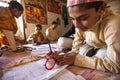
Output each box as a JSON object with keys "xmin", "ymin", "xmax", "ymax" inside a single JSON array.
[
  {"xmin": 58, "ymin": 53, "xmax": 77, "ymax": 65},
  {"xmin": 50, "ymin": 52, "xmax": 77, "ymax": 66}
]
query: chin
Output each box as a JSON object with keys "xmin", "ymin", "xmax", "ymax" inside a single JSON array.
[
  {"xmin": 14, "ymin": 16, "xmax": 19, "ymax": 18},
  {"xmin": 77, "ymin": 28, "xmax": 88, "ymax": 32}
]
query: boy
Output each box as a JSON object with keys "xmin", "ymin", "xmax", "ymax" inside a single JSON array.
[
  {"xmin": 45, "ymin": 21, "xmax": 59, "ymax": 42},
  {"xmin": 27, "ymin": 24, "xmax": 45, "ymax": 45},
  {"xmin": 50, "ymin": 0, "xmax": 120, "ymax": 73},
  {"xmin": 0, "ymin": 1, "xmax": 24, "ymax": 52}
]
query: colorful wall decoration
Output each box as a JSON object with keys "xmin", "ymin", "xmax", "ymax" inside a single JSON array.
[
  {"xmin": 24, "ymin": 0, "xmax": 47, "ymax": 24},
  {"xmin": 47, "ymin": 0, "xmax": 61, "ymax": 14}
]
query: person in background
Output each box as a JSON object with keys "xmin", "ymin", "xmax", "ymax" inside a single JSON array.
[
  {"xmin": 57, "ymin": 24, "xmax": 75, "ymax": 52},
  {"xmin": 45, "ymin": 21, "xmax": 59, "ymax": 42},
  {"xmin": 0, "ymin": 1, "xmax": 24, "ymax": 52},
  {"xmin": 49, "ymin": 0, "xmax": 120, "ymax": 73},
  {"xmin": 27, "ymin": 24, "xmax": 46, "ymax": 45}
]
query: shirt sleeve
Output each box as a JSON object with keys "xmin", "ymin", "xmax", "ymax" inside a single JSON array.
[{"xmin": 71, "ymin": 29, "xmax": 84, "ymax": 53}]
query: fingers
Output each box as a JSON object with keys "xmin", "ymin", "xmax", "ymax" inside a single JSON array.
[
  {"xmin": 50, "ymin": 52, "xmax": 64, "ymax": 60},
  {"xmin": 47, "ymin": 52, "xmax": 77, "ymax": 66},
  {"xmin": 57, "ymin": 53, "xmax": 77, "ymax": 65},
  {"xmin": 58, "ymin": 61, "xmax": 66, "ymax": 65}
]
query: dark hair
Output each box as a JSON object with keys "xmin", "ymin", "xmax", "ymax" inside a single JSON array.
[
  {"xmin": 70, "ymin": 1, "xmax": 104, "ymax": 12},
  {"xmin": 36, "ymin": 24, "xmax": 42, "ymax": 30},
  {"xmin": 52, "ymin": 21, "xmax": 58, "ymax": 25},
  {"xmin": 9, "ymin": 1, "xmax": 24, "ymax": 11}
]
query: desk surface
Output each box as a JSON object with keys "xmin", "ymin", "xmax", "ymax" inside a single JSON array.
[{"xmin": 0, "ymin": 44, "xmax": 120, "ymax": 80}]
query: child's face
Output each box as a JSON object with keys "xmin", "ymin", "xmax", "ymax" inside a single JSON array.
[
  {"xmin": 68, "ymin": 6, "xmax": 101, "ymax": 31},
  {"xmin": 35, "ymin": 27, "xmax": 41, "ymax": 32},
  {"xmin": 52, "ymin": 24, "xmax": 58, "ymax": 29}
]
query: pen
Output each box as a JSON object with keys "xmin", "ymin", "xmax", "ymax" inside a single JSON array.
[{"xmin": 48, "ymin": 41, "xmax": 53, "ymax": 55}]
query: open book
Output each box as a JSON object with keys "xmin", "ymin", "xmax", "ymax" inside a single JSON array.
[
  {"xmin": 2, "ymin": 59, "xmax": 67, "ymax": 80},
  {"xmin": 2, "ymin": 59, "xmax": 85, "ymax": 80},
  {"xmin": 36, "ymin": 59, "xmax": 68, "ymax": 80}
]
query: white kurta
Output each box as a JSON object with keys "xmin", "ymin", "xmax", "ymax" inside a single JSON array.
[{"xmin": 46, "ymin": 27, "xmax": 59, "ymax": 42}]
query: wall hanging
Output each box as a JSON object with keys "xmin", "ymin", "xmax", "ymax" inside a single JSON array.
[
  {"xmin": 47, "ymin": 0, "xmax": 61, "ymax": 14},
  {"xmin": 62, "ymin": 5, "xmax": 69, "ymax": 27},
  {"xmin": 24, "ymin": 0, "xmax": 47, "ymax": 24}
]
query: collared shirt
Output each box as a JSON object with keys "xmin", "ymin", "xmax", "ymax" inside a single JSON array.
[
  {"xmin": 0, "ymin": 7, "xmax": 17, "ymax": 31},
  {"xmin": 69, "ymin": 8, "xmax": 120, "ymax": 73},
  {"xmin": 28, "ymin": 32, "xmax": 44, "ymax": 43},
  {"xmin": 46, "ymin": 27, "xmax": 59, "ymax": 41}
]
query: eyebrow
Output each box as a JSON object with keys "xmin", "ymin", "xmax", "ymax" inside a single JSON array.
[{"xmin": 70, "ymin": 14, "xmax": 89, "ymax": 20}]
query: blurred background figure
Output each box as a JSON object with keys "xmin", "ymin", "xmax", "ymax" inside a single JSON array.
[
  {"xmin": 45, "ymin": 21, "xmax": 59, "ymax": 42},
  {"xmin": 27, "ymin": 24, "xmax": 46, "ymax": 45},
  {"xmin": 57, "ymin": 24, "xmax": 75, "ymax": 52},
  {"xmin": 0, "ymin": 1, "xmax": 24, "ymax": 52}
]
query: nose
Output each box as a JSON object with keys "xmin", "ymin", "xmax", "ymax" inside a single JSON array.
[{"xmin": 73, "ymin": 20, "xmax": 82, "ymax": 28}]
